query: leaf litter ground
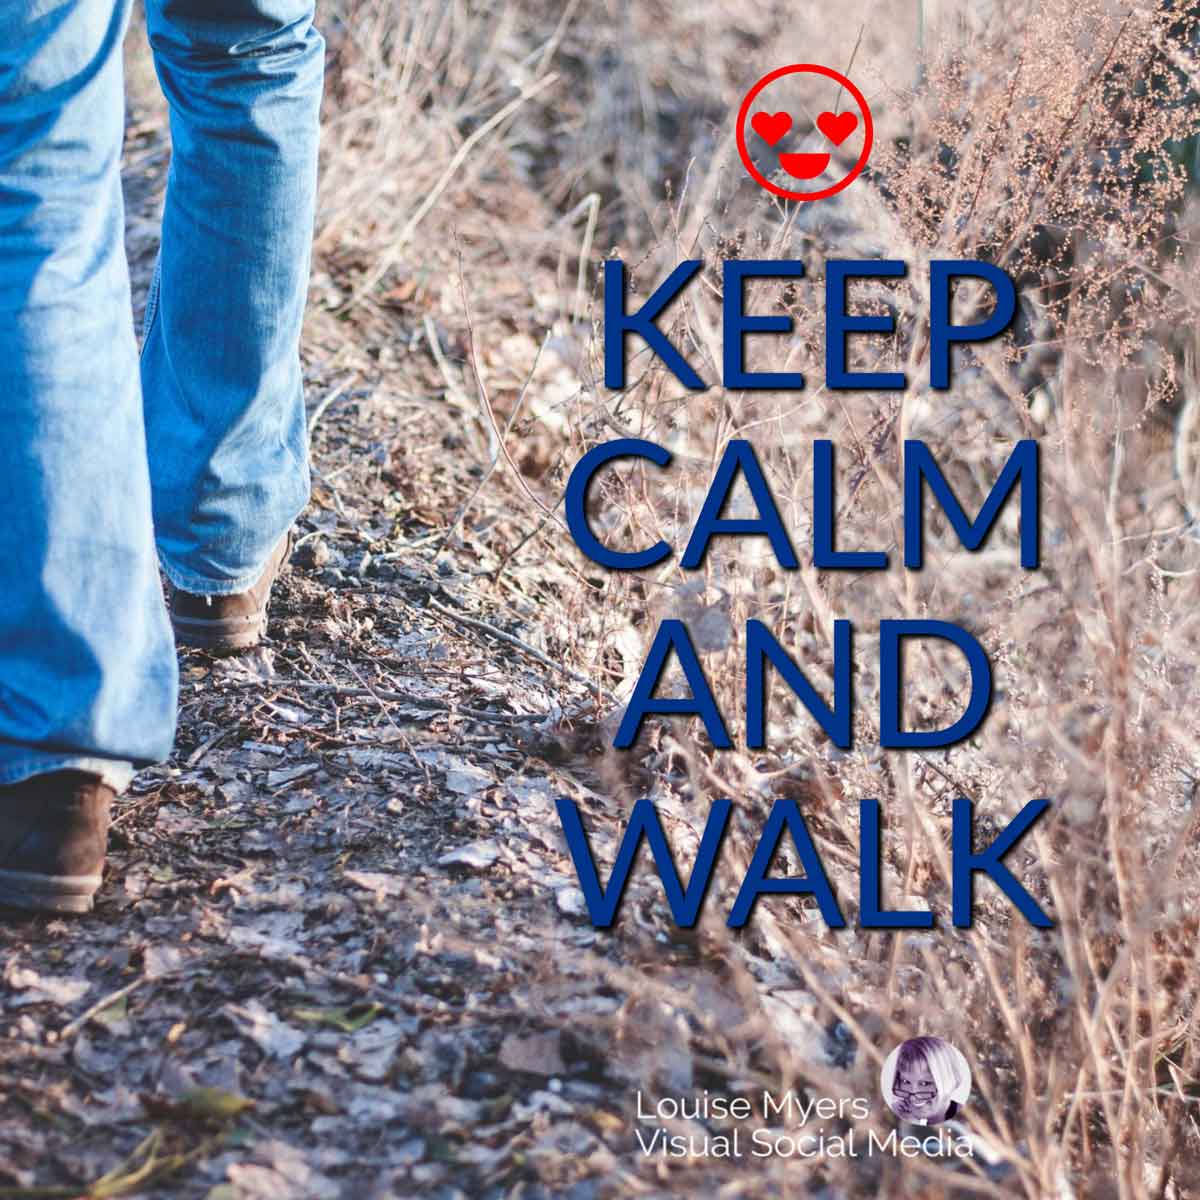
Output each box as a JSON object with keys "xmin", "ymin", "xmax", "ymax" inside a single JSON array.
[{"xmin": 0, "ymin": 48, "xmax": 785, "ymax": 1200}]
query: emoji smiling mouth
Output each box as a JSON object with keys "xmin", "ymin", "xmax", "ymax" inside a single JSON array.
[{"xmin": 778, "ymin": 151, "xmax": 829, "ymax": 180}]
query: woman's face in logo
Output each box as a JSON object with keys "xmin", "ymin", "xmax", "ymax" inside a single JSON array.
[{"xmin": 893, "ymin": 1055, "xmax": 939, "ymax": 1119}]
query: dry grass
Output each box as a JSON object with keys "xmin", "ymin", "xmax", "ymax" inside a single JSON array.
[{"xmin": 310, "ymin": 1, "xmax": 1200, "ymax": 1195}]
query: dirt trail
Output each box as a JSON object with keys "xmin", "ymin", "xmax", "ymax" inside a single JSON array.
[
  {"xmin": 0, "ymin": 49, "xmax": 651, "ymax": 1200},
  {"xmin": 0, "ymin": 40, "xmax": 793, "ymax": 1197},
  {"xmin": 0, "ymin": 381, "xmax": 628, "ymax": 1196}
]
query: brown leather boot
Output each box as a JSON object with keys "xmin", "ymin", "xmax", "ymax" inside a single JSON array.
[
  {"xmin": 168, "ymin": 531, "xmax": 293, "ymax": 652},
  {"xmin": 0, "ymin": 771, "xmax": 114, "ymax": 915}
]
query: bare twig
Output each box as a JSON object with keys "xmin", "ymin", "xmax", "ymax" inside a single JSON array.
[
  {"xmin": 427, "ymin": 596, "xmax": 599, "ymax": 695},
  {"xmin": 56, "ymin": 977, "xmax": 148, "ymax": 1043}
]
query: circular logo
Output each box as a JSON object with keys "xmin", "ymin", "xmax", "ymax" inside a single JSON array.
[
  {"xmin": 880, "ymin": 1037, "xmax": 971, "ymax": 1125},
  {"xmin": 735, "ymin": 64, "xmax": 873, "ymax": 202}
]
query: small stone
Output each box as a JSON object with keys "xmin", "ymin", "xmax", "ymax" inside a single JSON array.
[
  {"xmin": 294, "ymin": 537, "xmax": 331, "ymax": 569},
  {"xmin": 438, "ymin": 841, "xmax": 500, "ymax": 871},
  {"xmin": 555, "ymin": 886, "xmax": 587, "ymax": 917}
]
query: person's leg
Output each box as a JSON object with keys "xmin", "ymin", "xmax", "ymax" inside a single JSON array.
[
  {"xmin": 0, "ymin": 1, "xmax": 178, "ymax": 794},
  {"xmin": 141, "ymin": 0, "xmax": 323, "ymax": 622}
]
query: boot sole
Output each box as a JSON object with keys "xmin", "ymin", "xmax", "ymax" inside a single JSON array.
[
  {"xmin": 0, "ymin": 867, "xmax": 101, "ymax": 915},
  {"xmin": 170, "ymin": 612, "xmax": 266, "ymax": 652}
]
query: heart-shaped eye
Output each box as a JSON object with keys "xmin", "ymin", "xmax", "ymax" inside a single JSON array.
[
  {"xmin": 751, "ymin": 111, "xmax": 792, "ymax": 147},
  {"xmin": 816, "ymin": 110, "xmax": 857, "ymax": 146}
]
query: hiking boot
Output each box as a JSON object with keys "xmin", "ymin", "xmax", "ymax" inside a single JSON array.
[
  {"xmin": 0, "ymin": 771, "xmax": 114, "ymax": 915},
  {"xmin": 168, "ymin": 531, "xmax": 293, "ymax": 652}
]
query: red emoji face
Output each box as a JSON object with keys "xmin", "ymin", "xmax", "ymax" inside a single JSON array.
[{"xmin": 736, "ymin": 64, "xmax": 873, "ymax": 202}]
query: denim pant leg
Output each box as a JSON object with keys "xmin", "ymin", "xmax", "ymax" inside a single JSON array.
[
  {"xmin": 142, "ymin": 0, "xmax": 324, "ymax": 594},
  {"xmin": 0, "ymin": 1, "xmax": 178, "ymax": 791}
]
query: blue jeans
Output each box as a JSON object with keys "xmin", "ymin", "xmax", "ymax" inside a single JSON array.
[{"xmin": 0, "ymin": 1, "xmax": 323, "ymax": 790}]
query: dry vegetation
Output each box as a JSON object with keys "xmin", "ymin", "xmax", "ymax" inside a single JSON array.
[
  {"xmin": 312, "ymin": 0, "xmax": 1200, "ymax": 1193},
  {"xmin": 3, "ymin": 1, "xmax": 1200, "ymax": 1197}
]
